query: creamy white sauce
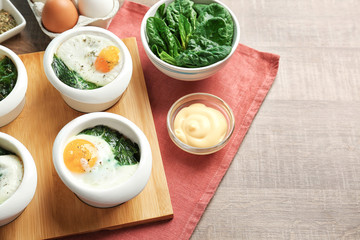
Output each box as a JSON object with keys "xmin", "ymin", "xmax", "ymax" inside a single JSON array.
[
  {"xmin": 0, "ymin": 155, "xmax": 24, "ymax": 204},
  {"xmin": 174, "ymin": 103, "xmax": 228, "ymax": 148}
]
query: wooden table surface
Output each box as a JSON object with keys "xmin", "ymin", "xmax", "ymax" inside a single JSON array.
[{"xmin": 3, "ymin": 0, "xmax": 360, "ymax": 239}]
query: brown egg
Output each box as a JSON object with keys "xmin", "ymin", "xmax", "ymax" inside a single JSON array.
[{"xmin": 41, "ymin": 0, "xmax": 79, "ymax": 33}]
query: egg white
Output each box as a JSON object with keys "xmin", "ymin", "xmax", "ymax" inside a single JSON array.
[
  {"xmin": 0, "ymin": 155, "xmax": 24, "ymax": 204},
  {"xmin": 66, "ymin": 134, "xmax": 138, "ymax": 189},
  {"xmin": 56, "ymin": 34, "xmax": 123, "ymax": 86}
]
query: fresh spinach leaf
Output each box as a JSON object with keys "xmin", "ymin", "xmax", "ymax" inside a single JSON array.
[
  {"xmin": 176, "ymin": 33, "xmax": 232, "ymax": 67},
  {"xmin": 165, "ymin": 0, "xmax": 197, "ymax": 36},
  {"xmin": 196, "ymin": 3, "xmax": 234, "ymax": 46},
  {"xmin": 80, "ymin": 125, "xmax": 140, "ymax": 166},
  {"xmin": 154, "ymin": 3, "xmax": 166, "ymax": 19},
  {"xmin": 179, "ymin": 14, "xmax": 192, "ymax": 49},
  {"xmin": 193, "ymin": 4, "xmax": 208, "ymax": 15},
  {"xmin": 187, "ymin": 35, "xmax": 220, "ymax": 50},
  {"xmin": 0, "ymin": 56, "xmax": 17, "ymax": 101},
  {"xmin": 147, "ymin": 17, "xmax": 180, "ymax": 58},
  {"xmin": 52, "ymin": 55, "xmax": 100, "ymax": 90},
  {"xmin": 146, "ymin": 17, "xmax": 169, "ymax": 55},
  {"xmin": 195, "ymin": 17, "xmax": 232, "ymax": 46},
  {"xmin": 176, "ymin": 45, "xmax": 231, "ymax": 67},
  {"xmin": 159, "ymin": 50, "xmax": 177, "ymax": 65}
]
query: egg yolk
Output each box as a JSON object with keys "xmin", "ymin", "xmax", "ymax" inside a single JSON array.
[
  {"xmin": 63, "ymin": 139, "xmax": 98, "ymax": 173},
  {"xmin": 94, "ymin": 46, "xmax": 120, "ymax": 73}
]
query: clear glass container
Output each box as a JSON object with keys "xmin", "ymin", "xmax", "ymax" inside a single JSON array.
[{"xmin": 167, "ymin": 93, "xmax": 235, "ymax": 155}]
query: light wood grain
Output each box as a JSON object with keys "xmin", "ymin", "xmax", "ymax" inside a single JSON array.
[
  {"xmin": 191, "ymin": 1, "xmax": 360, "ymax": 240},
  {"xmin": 0, "ymin": 38, "xmax": 173, "ymax": 240}
]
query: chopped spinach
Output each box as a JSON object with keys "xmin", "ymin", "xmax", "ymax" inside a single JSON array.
[
  {"xmin": 79, "ymin": 125, "xmax": 140, "ymax": 166},
  {"xmin": 0, "ymin": 147, "xmax": 13, "ymax": 156},
  {"xmin": 146, "ymin": 0, "xmax": 234, "ymax": 68},
  {"xmin": 0, "ymin": 56, "xmax": 17, "ymax": 101},
  {"xmin": 51, "ymin": 55, "xmax": 100, "ymax": 90}
]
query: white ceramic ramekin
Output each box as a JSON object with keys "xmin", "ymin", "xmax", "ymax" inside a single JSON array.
[
  {"xmin": 52, "ymin": 112, "xmax": 152, "ymax": 208},
  {"xmin": 0, "ymin": 132, "xmax": 37, "ymax": 227},
  {"xmin": 43, "ymin": 26, "xmax": 132, "ymax": 113},
  {"xmin": 0, "ymin": 45, "xmax": 28, "ymax": 127},
  {"xmin": 140, "ymin": 0, "xmax": 240, "ymax": 81}
]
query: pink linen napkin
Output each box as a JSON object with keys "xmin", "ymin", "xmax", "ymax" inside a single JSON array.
[{"xmin": 67, "ymin": 1, "xmax": 280, "ymax": 239}]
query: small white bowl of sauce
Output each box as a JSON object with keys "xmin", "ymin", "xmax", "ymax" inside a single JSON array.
[{"xmin": 167, "ymin": 93, "xmax": 235, "ymax": 155}]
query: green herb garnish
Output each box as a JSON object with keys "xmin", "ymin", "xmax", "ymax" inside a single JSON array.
[
  {"xmin": 51, "ymin": 55, "xmax": 100, "ymax": 90},
  {"xmin": 146, "ymin": 0, "xmax": 234, "ymax": 68},
  {"xmin": 80, "ymin": 125, "xmax": 140, "ymax": 166},
  {"xmin": 0, "ymin": 56, "xmax": 17, "ymax": 101},
  {"xmin": 0, "ymin": 10, "xmax": 17, "ymax": 34}
]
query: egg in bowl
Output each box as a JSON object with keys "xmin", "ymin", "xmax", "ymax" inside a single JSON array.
[
  {"xmin": 53, "ymin": 34, "xmax": 124, "ymax": 89},
  {"xmin": 62, "ymin": 125, "xmax": 140, "ymax": 189},
  {"xmin": 43, "ymin": 26, "xmax": 133, "ymax": 112},
  {"xmin": 52, "ymin": 112, "xmax": 152, "ymax": 208}
]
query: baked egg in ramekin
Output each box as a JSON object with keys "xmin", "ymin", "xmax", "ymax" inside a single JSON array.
[
  {"xmin": 52, "ymin": 112, "xmax": 152, "ymax": 208},
  {"xmin": 43, "ymin": 26, "xmax": 132, "ymax": 112},
  {"xmin": 0, "ymin": 132, "xmax": 37, "ymax": 226}
]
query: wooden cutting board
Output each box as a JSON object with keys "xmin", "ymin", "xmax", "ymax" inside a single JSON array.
[{"xmin": 0, "ymin": 37, "xmax": 173, "ymax": 239}]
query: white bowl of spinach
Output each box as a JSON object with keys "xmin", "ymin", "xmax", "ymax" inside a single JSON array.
[
  {"xmin": 0, "ymin": 45, "xmax": 28, "ymax": 127},
  {"xmin": 140, "ymin": 0, "xmax": 240, "ymax": 81},
  {"xmin": 52, "ymin": 112, "xmax": 152, "ymax": 208}
]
